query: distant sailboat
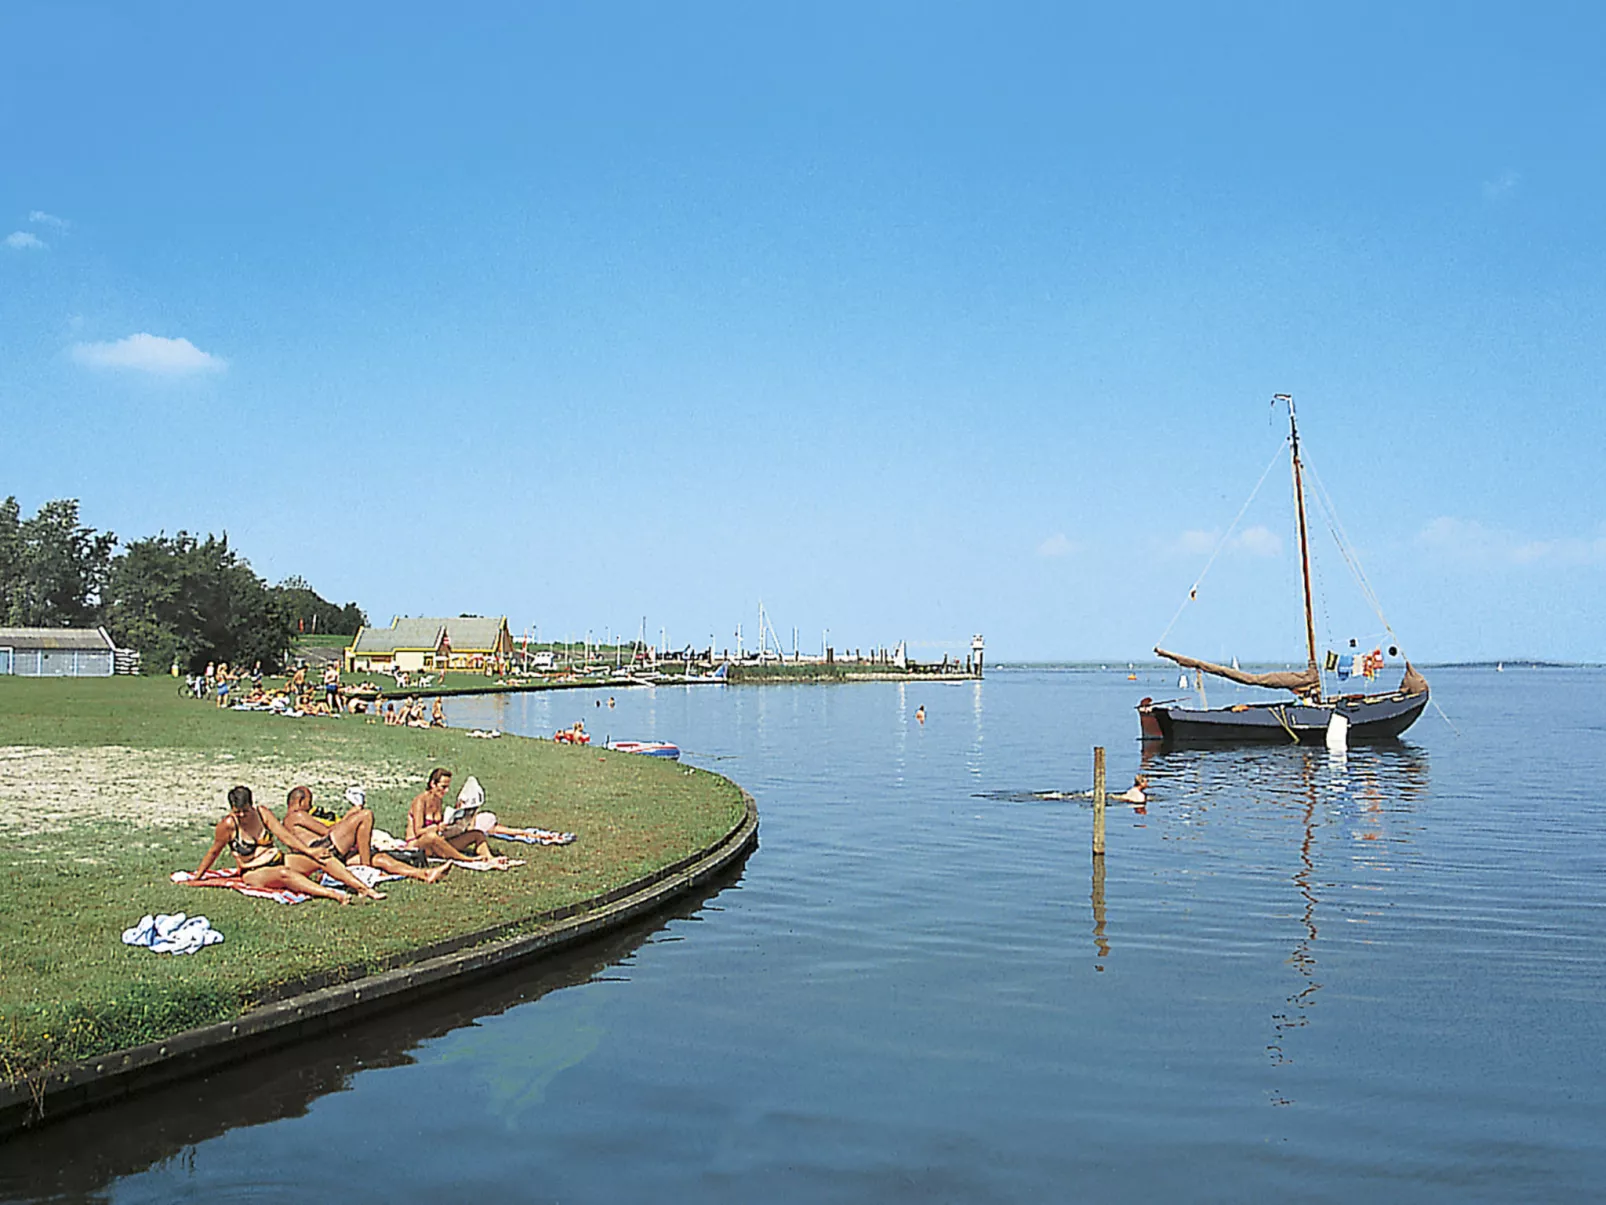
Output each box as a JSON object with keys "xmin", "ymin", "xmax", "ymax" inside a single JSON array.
[
  {"xmin": 1496, "ymin": 662, "xmax": 1504, "ymax": 673},
  {"xmin": 1140, "ymin": 395, "xmax": 1429, "ymax": 744}
]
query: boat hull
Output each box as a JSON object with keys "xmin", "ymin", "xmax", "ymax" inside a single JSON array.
[
  {"xmin": 606, "ymin": 741, "xmax": 682, "ymax": 760},
  {"xmin": 1141, "ymin": 691, "xmax": 1428, "ymax": 745}
]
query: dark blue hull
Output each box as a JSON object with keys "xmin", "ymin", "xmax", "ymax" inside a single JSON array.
[{"xmin": 1142, "ymin": 691, "xmax": 1428, "ymax": 745}]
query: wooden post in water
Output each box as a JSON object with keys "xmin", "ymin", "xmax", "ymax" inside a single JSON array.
[{"xmin": 1092, "ymin": 746, "xmax": 1107, "ymax": 858}]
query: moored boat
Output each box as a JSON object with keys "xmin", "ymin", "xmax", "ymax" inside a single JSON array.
[
  {"xmin": 606, "ymin": 740, "xmax": 682, "ymax": 760},
  {"xmin": 1139, "ymin": 395, "xmax": 1429, "ymax": 746}
]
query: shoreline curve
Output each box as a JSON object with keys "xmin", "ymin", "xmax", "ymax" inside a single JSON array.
[{"xmin": 0, "ymin": 790, "xmax": 758, "ymax": 1139}]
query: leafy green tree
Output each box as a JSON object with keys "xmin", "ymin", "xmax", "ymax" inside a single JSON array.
[
  {"xmin": 276, "ymin": 575, "xmax": 368, "ymax": 635},
  {"xmin": 0, "ymin": 497, "xmax": 20, "ymax": 622},
  {"xmin": 0, "ymin": 498, "xmax": 116, "ymax": 627},
  {"xmin": 104, "ymin": 533, "xmax": 296, "ymax": 673}
]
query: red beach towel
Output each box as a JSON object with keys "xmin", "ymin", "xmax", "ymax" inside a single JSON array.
[{"xmin": 170, "ymin": 868, "xmax": 310, "ymax": 904}]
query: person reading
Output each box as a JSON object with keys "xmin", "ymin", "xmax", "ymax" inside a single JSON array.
[{"xmin": 405, "ymin": 768, "xmax": 509, "ymax": 866}]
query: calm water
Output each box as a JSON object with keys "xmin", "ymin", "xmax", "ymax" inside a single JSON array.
[{"xmin": 6, "ymin": 667, "xmax": 1606, "ymax": 1203}]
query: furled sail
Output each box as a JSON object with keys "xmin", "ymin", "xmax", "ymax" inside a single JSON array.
[
  {"xmin": 1154, "ymin": 647, "xmax": 1320, "ymax": 693},
  {"xmin": 1399, "ymin": 661, "xmax": 1429, "ymax": 696}
]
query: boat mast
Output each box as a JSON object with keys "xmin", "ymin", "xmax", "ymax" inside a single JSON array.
[{"xmin": 1280, "ymin": 394, "xmax": 1319, "ymax": 686}]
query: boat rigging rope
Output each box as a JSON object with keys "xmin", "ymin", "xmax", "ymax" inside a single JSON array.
[
  {"xmin": 1302, "ymin": 454, "xmax": 1399, "ymax": 646},
  {"xmin": 1304, "ymin": 452, "xmax": 1461, "ymax": 737},
  {"xmin": 1155, "ymin": 437, "xmax": 1290, "ymax": 649}
]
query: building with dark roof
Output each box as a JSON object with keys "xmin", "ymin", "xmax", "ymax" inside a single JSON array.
[{"xmin": 0, "ymin": 627, "xmax": 118, "ymax": 677}]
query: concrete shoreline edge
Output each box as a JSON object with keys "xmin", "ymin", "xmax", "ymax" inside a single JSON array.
[{"xmin": 0, "ymin": 790, "xmax": 760, "ymax": 1140}]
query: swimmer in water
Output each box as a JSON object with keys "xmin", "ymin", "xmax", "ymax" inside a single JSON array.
[
  {"xmin": 1116, "ymin": 775, "xmax": 1149, "ymax": 805},
  {"xmin": 915, "ymin": 705, "xmax": 926, "ymax": 724}
]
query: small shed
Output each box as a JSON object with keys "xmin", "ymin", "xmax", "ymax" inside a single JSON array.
[{"xmin": 0, "ymin": 627, "xmax": 118, "ymax": 677}]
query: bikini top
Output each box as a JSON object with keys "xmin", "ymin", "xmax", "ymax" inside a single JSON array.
[{"xmin": 228, "ymin": 807, "xmax": 275, "ymax": 858}]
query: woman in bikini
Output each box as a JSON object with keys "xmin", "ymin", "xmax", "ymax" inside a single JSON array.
[
  {"xmin": 192, "ymin": 785, "xmax": 386, "ymax": 902},
  {"xmin": 406, "ymin": 768, "xmax": 509, "ymax": 866},
  {"xmin": 281, "ymin": 786, "xmax": 452, "ymax": 884}
]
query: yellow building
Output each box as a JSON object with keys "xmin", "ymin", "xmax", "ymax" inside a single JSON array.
[{"xmin": 346, "ymin": 616, "xmax": 513, "ymax": 673}]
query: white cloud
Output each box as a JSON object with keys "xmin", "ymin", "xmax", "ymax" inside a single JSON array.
[
  {"xmin": 1482, "ymin": 170, "xmax": 1519, "ymax": 202},
  {"xmin": 1418, "ymin": 516, "xmax": 1606, "ymax": 567},
  {"xmin": 1168, "ymin": 525, "xmax": 1282, "ymax": 558},
  {"xmin": 28, "ymin": 210, "xmax": 68, "ymax": 230},
  {"xmin": 71, "ymin": 333, "xmax": 227, "ymax": 376},
  {"xmin": 1234, "ymin": 525, "xmax": 1283, "ymax": 558},
  {"xmin": 1037, "ymin": 533, "xmax": 1078, "ymax": 558},
  {"xmin": 4, "ymin": 231, "xmax": 46, "ymax": 250}
]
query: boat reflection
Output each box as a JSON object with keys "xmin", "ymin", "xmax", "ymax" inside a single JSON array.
[
  {"xmin": 0, "ymin": 862, "xmax": 749, "ymax": 1204},
  {"xmin": 1137, "ymin": 739, "xmax": 1429, "ymax": 1104}
]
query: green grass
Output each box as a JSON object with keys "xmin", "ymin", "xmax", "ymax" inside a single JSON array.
[{"xmin": 0, "ymin": 677, "xmax": 746, "ymax": 1082}]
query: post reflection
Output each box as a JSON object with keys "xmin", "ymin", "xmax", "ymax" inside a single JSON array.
[{"xmin": 1091, "ymin": 855, "xmax": 1110, "ymax": 970}]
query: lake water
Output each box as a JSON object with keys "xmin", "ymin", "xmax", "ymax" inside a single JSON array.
[{"xmin": 6, "ymin": 667, "xmax": 1605, "ymax": 1203}]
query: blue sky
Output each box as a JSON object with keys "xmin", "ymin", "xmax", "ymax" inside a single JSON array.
[{"xmin": 3, "ymin": 2, "xmax": 1603, "ymax": 661}]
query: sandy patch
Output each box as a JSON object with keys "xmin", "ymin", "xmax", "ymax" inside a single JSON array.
[{"xmin": 0, "ymin": 746, "xmax": 424, "ymax": 834}]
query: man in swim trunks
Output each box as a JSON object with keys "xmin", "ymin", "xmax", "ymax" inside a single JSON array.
[{"xmin": 283, "ymin": 786, "xmax": 451, "ymax": 884}]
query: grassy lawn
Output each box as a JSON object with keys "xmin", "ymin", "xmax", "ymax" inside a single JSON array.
[{"xmin": 0, "ymin": 676, "xmax": 746, "ymax": 1082}]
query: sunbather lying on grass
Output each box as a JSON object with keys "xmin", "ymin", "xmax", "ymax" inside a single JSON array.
[
  {"xmin": 282, "ymin": 785, "xmax": 451, "ymax": 884},
  {"xmin": 194, "ymin": 785, "xmax": 385, "ymax": 903}
]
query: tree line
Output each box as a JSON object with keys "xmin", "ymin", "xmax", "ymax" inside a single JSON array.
[{"xmin": 0, "ymin": 497, "xmax": 367, "ymax": 673}]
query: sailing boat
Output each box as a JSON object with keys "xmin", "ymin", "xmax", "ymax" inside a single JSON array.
[{"xmin": 1139, "ymin": 396, "xmax": 1429, "ymax": 744}]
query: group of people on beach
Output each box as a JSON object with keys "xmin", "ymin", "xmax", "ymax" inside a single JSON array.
[
  {"xmin": 188, "ymin": 661, "xmax": 265, "ymax": 707},
  {"xmin": 382, "ymin": 695, "xmax": 444, "ymax": 727},
  {"xmin": 182, "ymin": 657, "xmax": 459, "ymax": 724},
  {"xmin": 193, "ymin": 766, "xmax": 522, "ymax": 903}
]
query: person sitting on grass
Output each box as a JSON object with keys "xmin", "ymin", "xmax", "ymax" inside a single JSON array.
[
  {"xmin": 431, "ymin": 697, "xmax": 445, "ymax": 727},
  {"xmin": 450, "ymin": 774, "xmax": 559, "ymax": 842},
  {"xmin": 405, "ymin": 768, "xmax": 509, "ymax": 866},
  {"xmin": 282, "ymin": 785, "xmax": 451, "ymax": 884},
  {"xmin": 192, "ymin": 785, "xmax": 385, "ymax": 903}
]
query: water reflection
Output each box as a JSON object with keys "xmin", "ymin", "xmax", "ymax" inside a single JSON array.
[
  {"xmin": 0, "ymin": 863, "xmax": 749, "ymax": 1204},
  {"xmin": 1139, "ymin": 740, "xmax": 1430, "ymax": 1105},
  {"xmin": 1090, "ymin": 856, "xmax": 1109, "ymax": 969}
]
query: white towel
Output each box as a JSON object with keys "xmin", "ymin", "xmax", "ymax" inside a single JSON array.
[
  {"xmin": 319, "ymin": 864, "xmax": 401, "ymax": 889},
  {"xmin": 122, "ymin": 912, "xmax": 224, "ymax": 955}
]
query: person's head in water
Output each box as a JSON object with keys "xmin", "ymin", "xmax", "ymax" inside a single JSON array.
[{"xmin": 228, "ymin": 785, "xmax": 254, "ymax": 813}]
